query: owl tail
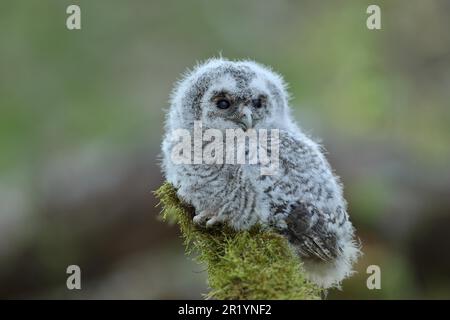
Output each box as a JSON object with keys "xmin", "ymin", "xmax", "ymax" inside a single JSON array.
[{"xmin": 281, "ymin": 201, "xmax": 362, "ymax": 288}]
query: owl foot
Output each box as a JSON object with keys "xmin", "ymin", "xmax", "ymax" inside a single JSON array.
[{"xmin": 193, "ymin": 210, "xmax": 221, "ymax": 228}]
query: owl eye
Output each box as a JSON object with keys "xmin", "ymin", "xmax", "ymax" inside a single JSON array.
[
  {"xmin": 216, "ymin": 99, "xmax": 230, "ymax": 109},
  {"xmin": 252, "ymin": 98, "xmax": 263, "ymax": 109}
]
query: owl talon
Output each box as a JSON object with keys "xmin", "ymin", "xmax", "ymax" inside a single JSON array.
[
  {"xmin": 206, "ymin": 216, "xmax": 221, "ymax": 227},
  {"xmin": 193, "ymin": 210, "xmax": 217, "ymax": 226},
  {"xmin": 193, "ymin": 213, "xmax": 210, "ymax": 224},
  {"xmin": 193, "ymin": 215, "xmax": 205, "ymax": 225}
]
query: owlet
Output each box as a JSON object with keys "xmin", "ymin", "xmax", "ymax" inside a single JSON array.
[{"xmin": 161, "ymin": 58, "xmax": 361, "ymax": 288}]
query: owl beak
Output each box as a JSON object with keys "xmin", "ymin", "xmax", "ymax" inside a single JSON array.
[{"xmin": 238, "ymin": 106, "xmax": 253, "ymax": 131}]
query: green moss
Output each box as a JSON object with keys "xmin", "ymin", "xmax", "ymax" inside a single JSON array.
[{"xmin": 154, "ymin": 182, "xmax": 322, "ymax": 300}]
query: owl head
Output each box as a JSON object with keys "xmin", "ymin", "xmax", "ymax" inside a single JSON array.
[{"xmin": 169, "ymin": 58, "xmax": 292, "ymax": 131}]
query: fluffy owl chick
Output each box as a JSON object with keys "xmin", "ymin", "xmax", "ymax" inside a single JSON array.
[{"xmin": 161, "ymin": 58, "xmax": 361, "ymax": 288}]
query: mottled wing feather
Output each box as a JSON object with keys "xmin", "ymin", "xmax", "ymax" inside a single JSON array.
[{"xmin": 283, "ymin": 201, "xmax": 338, "ymax": 262}]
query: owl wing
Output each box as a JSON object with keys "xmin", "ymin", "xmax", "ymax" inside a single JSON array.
[{"xmin": 283, "ymin": 201, "xmax": 340, "ymax": 262}]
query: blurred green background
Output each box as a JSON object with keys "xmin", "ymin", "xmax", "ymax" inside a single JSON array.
[{"xmin": 1, "ymin": 0, "xmax": 449, "ymax": 299}]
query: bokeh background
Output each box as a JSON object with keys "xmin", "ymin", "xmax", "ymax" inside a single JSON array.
[{"xmin": 1, "ymin": 0, "xmax": 450, "ymax": 299}]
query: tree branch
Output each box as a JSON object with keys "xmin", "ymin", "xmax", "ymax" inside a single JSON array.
[{"xmin": 154, "ymin": 182, "xmax": 322, "ymax": 300}]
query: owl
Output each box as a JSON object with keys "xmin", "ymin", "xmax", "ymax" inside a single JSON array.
[{"xmin": 161, "ymin": 58, "xmax": 361, "ymax": 288}]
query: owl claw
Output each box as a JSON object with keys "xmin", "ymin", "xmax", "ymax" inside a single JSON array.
[
  {"xmin": 193, "ymin": 210, "xmax": 222, "ymax": 228},
  {"xmin": 193, "ymin": 210, "xmax": 215, "ymax": 225},
  {"xmin": 193, "ymin": 214, "xmax": 206, "ymax": 225},
  {"xmin": 206, "ymin": 216, "xmax": 220, "ymax": 227}
]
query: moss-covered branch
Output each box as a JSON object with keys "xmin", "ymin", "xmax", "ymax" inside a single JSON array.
[{"xmin": 154, "ymin": 182, "xmax": 322, "ymax": 300}]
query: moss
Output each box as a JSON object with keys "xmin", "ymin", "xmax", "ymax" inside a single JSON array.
[{"xmin": 154, "ymin": 182, "xmax": 322, "ymax": 300}]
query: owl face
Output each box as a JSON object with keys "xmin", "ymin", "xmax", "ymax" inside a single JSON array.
[
  {"xmin": 202, "ymin": 75, "xmax": 272, "ymax": 131},
  {"xmin": 171, "ymin": 59, "xmax": 289, "ymax": 131}
]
